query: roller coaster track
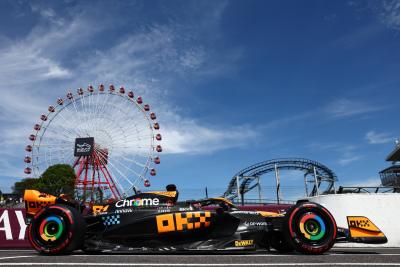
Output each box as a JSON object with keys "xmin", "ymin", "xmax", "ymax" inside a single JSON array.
[{"xmin": 223, "ymin": 158, "xmax": 338, "ymax": 201}]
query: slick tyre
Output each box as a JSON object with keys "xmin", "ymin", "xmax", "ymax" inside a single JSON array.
[
  {"xmin": 28, "ymin": 204, "xmax": 86, "ymax": 255},
  {"xmin": 283, "ymin": 202, "xmax": 337, "ymax": 255}
]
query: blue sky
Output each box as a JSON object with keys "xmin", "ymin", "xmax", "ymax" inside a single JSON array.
[{"xmin": 0, "ymin": 0, "xmax": 399, "ymax": 200}]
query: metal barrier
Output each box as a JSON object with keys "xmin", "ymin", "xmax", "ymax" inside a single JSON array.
[
  {"xmin": 337, "ymin": 186, "xmax": 400, "ymax": 194},
  {"xmin": 232, "ymin": 199, "xmax": 296, "ymax": 205}
]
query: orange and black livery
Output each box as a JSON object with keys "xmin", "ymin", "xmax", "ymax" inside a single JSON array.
[{"xmin": 23, "ymin": 187, "xmax": 387, "ymax": 255}]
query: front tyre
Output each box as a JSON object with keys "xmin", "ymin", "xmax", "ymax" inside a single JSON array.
[
  {"xmin": 283, "ymin": 202, "xmax": 336, "ymax": 255},
  {"xmin": 28, "ymin": 204, "xmax": 86, "ymax": 255}
]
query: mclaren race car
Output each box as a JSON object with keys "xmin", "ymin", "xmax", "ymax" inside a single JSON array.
[{"xmin": 24, "ymin": 186, "xmax": 387, "ymax": 255}]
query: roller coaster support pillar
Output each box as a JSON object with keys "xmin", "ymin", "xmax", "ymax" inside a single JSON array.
[
  {"xmin": 304, "ymin": 173, "xmax": 309, "ymax": 196},
  {"xmin": 236, "ymin": 176, "xmax": 243, "ymax": 205},
  {"xmin": 274, "ymin": 164, "xmax": 282, "ymax": 204},
  {"xmin": 257, "ymin": 176, "xmax": 262, "ymax": 203},
  {"xmin": 313, "ymin": 166, "xmax": 320, "ymax": 196},
  {"xmin": 332, "ymin": 181, "xmax": 337, "ymax": 194}
]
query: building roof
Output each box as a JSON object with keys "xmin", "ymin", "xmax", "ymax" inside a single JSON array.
[{"xmin": 386, "ymin": 145, "xmax": 400, "ymax": 162}]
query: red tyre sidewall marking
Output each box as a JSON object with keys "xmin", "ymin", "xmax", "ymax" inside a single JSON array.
[
  {"xmin": 29, "ymin": 207, "xmax": 50, "ymax": 252},
  {"xmin": 320, "ymin": 206, "xmax": 337, "ymax": 242},
  {"xmin": 288, "ymin": 207, "xmax": 300, "ymax": 237},
  {"xmin": 28, "ymin": 223, "xmax": 43, "ymax": 252}
]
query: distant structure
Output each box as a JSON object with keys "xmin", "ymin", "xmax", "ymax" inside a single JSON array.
[
  {"xmin": 223, "ymin": 158, "xmax": 337, "ymax": 204},
  {"xmin": 379, "ymin": 139, "xmax": 400, "ymax": 187}
]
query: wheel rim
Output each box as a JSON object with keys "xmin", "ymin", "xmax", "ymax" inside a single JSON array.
[
  {"xmin": 39, "ymin": 216, "xmax": 65, "ymax": 242},
  {"xmin": 299, "ymin": 212, "xmax": 326, "ymax": 241}
]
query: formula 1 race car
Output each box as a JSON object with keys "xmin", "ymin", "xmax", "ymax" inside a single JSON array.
[{"xmin": 24, "ymin": 186, "xmax": 387, "ymax": 255}]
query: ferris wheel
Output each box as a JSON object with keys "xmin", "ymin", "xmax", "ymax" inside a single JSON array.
[{"xmin": 24, "ymin": 84, "xmax": 162, "ymax": 201}]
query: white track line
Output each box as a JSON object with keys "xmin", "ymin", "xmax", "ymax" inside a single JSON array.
[
  {"xmin": 0, "ymin": 248, "xmax": 396, "ymax": 252},
  {"xmin": 71, "ymin": 253, "xmax": 400, "ymax": 257},
  {"xmin": 333, "ymin": 247, "xmax": 400, "ymax": 249},
  {"xmin": 2, "ymin": 252, "xmax": 400, "ymax": 258},
  {"xmin": 1, "ymin": 263, "xmax": 400, "ymax": 266},
  {"xmin": 0, "ymin": 256, "xmax": 34, "ymax": 260},
  {"xmin": 72, "ymin": 254, "xmax": 296, "ymax": 257},
  {"xmin": 0, "ymin": 250, "xmax": 34, "ymax": 252}
]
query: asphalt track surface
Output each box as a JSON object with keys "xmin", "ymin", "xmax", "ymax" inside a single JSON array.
[{"xmin": 1, "ymin": 248, "xmax": 400, "ymax": 266}]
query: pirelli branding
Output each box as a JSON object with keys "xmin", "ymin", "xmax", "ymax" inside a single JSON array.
[
  {"xmin": 234, "ymin": 240, "xmax": 254, "ymax": 247},
  {"xmin": 156, "ymin": 211, "xmax": 211, "ymax": 233}
]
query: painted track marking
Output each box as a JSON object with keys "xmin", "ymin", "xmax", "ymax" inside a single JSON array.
[
  {"xmin": 71, "ymin": 254, "xmax": 296, "ymax": 257},
  {"xmin": 1, "ymin": 263, "xmax": 400, "ymax": 266},
  {"xmin": 0, "ymin": 256, "xmax": 34, "ymax": 260},
  {"xmin": 0, "ymin": 250, "xmax": 34, "ymax": 252}
]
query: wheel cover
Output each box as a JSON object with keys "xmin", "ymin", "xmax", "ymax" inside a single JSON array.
[
  {"xmin": 39, "ymin": 216, "xmax": 65, "ymax": 242},
  {"xmin": 299, "ymin": 212, "xmax": 326, "ymax": 241}
]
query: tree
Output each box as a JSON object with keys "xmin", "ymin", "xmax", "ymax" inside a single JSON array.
[
  {"xmin": 12, "ymin": 178, "xmax": 41, "ymax": 195},
  {"xmin": 39, "ymin": 164, "xmax": 76, "ymax": 196},
  {"xmin": 12, "ymin": 164, "xmax": 76, "ymax": 196}
]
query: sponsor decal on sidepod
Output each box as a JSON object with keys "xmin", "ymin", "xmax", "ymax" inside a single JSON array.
[
  {"xmin": 235, "ymin": 240, "xmax": 254, "ymax": 247},
  {"xmin": 115, "ymin": 198, "xmax": 159, "ymax": 208}
]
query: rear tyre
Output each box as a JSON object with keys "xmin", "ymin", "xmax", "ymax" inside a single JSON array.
[
  {"xmin": 28, "ymin": 204, "xmax": 86, "ymax": 255},
  {"xmin": 283, "ymin": 202, "xmax": 336, "ymax": 255}
]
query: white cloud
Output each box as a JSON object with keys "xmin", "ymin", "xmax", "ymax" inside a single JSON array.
[
  {"xmin": 332, "ymin": 23, "xmax": 383, "ymax": 50},
  {"xmin": 30, "ymin": 5, "xmax": 64, "ymax": 26},
  {"xmin": 365, "ymin": 131, "xmax": 394, "ymax": 144},
  {"xmin": 325, "ymin": 98, "xmax": 383, "ymax": 118},
  {"xmin": 43, "ymin": 64, "xmax": 71, "ymax": 78},
  {"xmin": 352, "ymin": 0, "xmax": 400, "ymax": 31},
  {"xmin": 0, "ymin": 0, "xmax": 256, "ymax": 191},
  {"xmin": 179, "ymin": 48, "xmax": 206, "ymax": 70},
  {"xmin": 77, "ymin": 26, "xmax": 196, "ymax": 82},
  {"xmin": 337, "ymin": 155, "xmax": 362, "ymax": 166},
  {"xmin": 378, "ymin": 0, "xmax": 400, "ymax": 31},
  {"xmin": 310, "ymin": 142, "xmax": 363, "ymax": 166},
  {"xmin": 0, "ymin": 45, "xmax": 70, "ymax": 87},
  {"xmin": 162, "ymin": 119, "xmax": 258, "ymax": 154},
  {"xmin": 307, "ymin": 140, "xmax": 368, "ymax": 167},
  {"xmin": 307, "ymin": 142, "xmax": 343, "ymax": 151},
  {"xmin": 262, "ymin": 112, "xmax": 314, "ymax": 130}
]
